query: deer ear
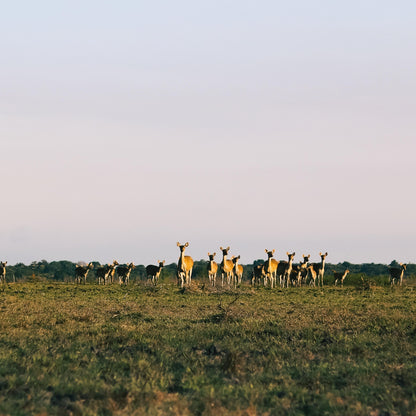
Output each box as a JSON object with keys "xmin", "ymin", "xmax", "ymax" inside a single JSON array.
[
  {"xmin": 265, "ymin": 249, "xmax": 268, "ymax": 253},
  {"xmin": 238, "ymin": 255, "xmax": 241, "ymax": 259},
  {"xmin": 227, "ymin": 246, "xmax": 230, "ymax": 251},
  {"xmin": 272, "ymin": 249, "xmax": 275, "ymax": 254},
  {"xmin": 220, "ymin": 246, "xmax": 223, "ymax": 251},
  {"xmin": 213, "ymin": 252, "xmax": 216, "ymax": 257},
  {"xmin": 286, "ymin": 252, "xmax": 289, "ymax": 256},
  {"xmin": 207, "ymin": 253, "xmax": 210, "ymax": 257},
  {"xmin": 325, "ymin": 252, "xmax": 328, "ymax": 256},
  {"xmin": 319, "ymin": 252, "xmax": 322, "ymax": 256},
  {"xmin": 163, "ymin": 260, "xmax": 165, "ymax": 265},
  {"xmin": 177, "ymin": 242, "xmax": 180, "ymax": 246},
  {"xmin": 185, "ymin": 242, "xmax": 189, "ymax": 247}
]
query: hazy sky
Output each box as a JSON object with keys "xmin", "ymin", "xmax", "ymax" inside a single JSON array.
[{"xmin": 1, "ymin": 1, "xmax": 415, "ymax": 266}]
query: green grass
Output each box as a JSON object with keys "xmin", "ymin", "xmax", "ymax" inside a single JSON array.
[{"xmin": 0, "ymin": 281, "xmax": 415, "ymax": 415}]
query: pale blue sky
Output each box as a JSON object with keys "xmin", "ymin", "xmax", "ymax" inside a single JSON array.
[{"xmin": 1, "ymin": 1, "xmax": 415, "ymax": 265}]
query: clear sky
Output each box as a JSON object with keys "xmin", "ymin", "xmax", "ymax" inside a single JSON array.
[{"xmin": 1, "ymin": 1, "xmax": 415, "ymax": 266}]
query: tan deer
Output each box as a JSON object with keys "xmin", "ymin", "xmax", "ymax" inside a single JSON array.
[
  {"xmin": 0, "ymin": 261, "xmax": 7, "ymax": 284},
  {"xmin": 75, "ymin": 262, "xmax": 93, "ymax": 284},
  {"xmin": 333, "ymin": 269, "xmax": 350, "ymax": 286},
  {"xmin": 117, "ymin": 262, "xmax": 135, "ymax": 285},
  {"xmin": 108, "ymin": 260, "xmax": 119, "ymax": 284},
  {"xmin": 146, "ymin": 260, "xmax": 165, "ymax": 286},
  {"xmin": 220, "ymin": 246, "xmax": 234, "ymax": 286},
  {"xmin": 306, "ymin": 265, "xmax": 318, "ymax": 287},
  {"xmin": 264, "ymin": 249, "xmax": 279, "ymax": 288},
  {"xmin": 207, "ymin": 253, "xmax": 218, "ymax": 287},
  {"xmin": 389, "ymin": 263, "xmax": 406, "ymax": 286},
  {"xmin": 177, "ymin": 242, "xmax": 194, "ymax": 287},
  {"xmin": 311, "ymin": 252, "xmax": 328, "ymax": 287},
  {"xmin": 232, "ymin": 255, "xmax": 243, "ymax": 287}
]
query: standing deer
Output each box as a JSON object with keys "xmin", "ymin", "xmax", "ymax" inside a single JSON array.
[
  {"xmin": 0, "ymin": 261, "xmax": 7, "ymax": 284},
  {"xmin": 75, "ymin": 262, "xmax": 93, "ymax": 284},
  {"xmin": 177, "ymin": 242, "xmax": 194, "ymax": 287},
  {"xmin": 96, "ymin": 260, "xmax": 118, "ymax": 285},
  {"xmin": 207, "ymin": 253, "xmax": 218, "ymax": 287},
  {"xmin": 220, "ymin": 246, "xmax": 234, "ymax": 287},
  {"xmin": 252, "ymin": 264, "xmax": 265, "ymax": 286},
  {"xmin": 276, "ymin": 252, "xmax": 295, "ymax": 287},
  {"xmin": 117, "ymin": 262, "xmax": 135, "ymax": 285},
  {"xmin": 108, "ymin": 260, "xmax": 119, "ymax": 284},
  {"xmin": 232, "ymin": 255, "xmax": 243, "ymax": 287},
  {"xmin": 264, "ymin": 249, "xmax": 279, "ymax": 288},
  {"xmin": 311, "ymin": 252, "xmax": 328, "ymax": 287},
  {"xmin": 389, "ymin": 263, "xmax": 406, "ymax": 286},
  {"xmin": 306, "ymin": 265, "xmax": 318, "ymax": 287},
  {"xmin": 291, "ymin": 254, "xmax": 310, "ymax": 287},
  {"xmin": 333, "ymin": 269, "xmax": 350, "ymax": 286},
  {"xmin": 146, "ymin": 260, "xmax": 165, "ymax": 286}
]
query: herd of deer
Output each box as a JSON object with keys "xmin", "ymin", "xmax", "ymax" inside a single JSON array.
[
  {"xmin": 0, "ymin": 246, "xmax": 408, "ymax": 287},
  {"xmin": 176, "ymin": 243, "xmax": 408, "ymax": 288}
]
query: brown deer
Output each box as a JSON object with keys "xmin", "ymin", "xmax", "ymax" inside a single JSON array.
[
  {"xmin": 146, "ymin": 260, "xmax": 165, "ymax": 286},
  {"xmin": 177, "ymin": 242, "xmax": 194, "ymax": 287},
  {"xmin": 389, "ymin": 263, "xmax": 406, "ymax": 286},
  {"xmin": 117, "ymin": 262, "xmax": 135, "ymax": 285},
  {"xmin": 276, "ymin": 252, "xmax": 295, "ymax": 287},
  {"xmin": 0, "ymin": 261, "xmax": 7, "ymax": 284},
  {"xmin": 232, "ymin": 255, "xmax": 243, "ymax": 287},
  {"xmin": 207, "ymin": 253, "xmax": 218, "ymax": 287},
  {"xmin": 264, "ymin": 249, "xmax": 279, "ymax": 288},
  {"xmin": 311, "ymin": 252, "xmax": 328, "ymax": 287},
  {"xmin": 220, "ymin": 246, "xmax": 234, "ymax": 286},
  {"xmin": 96, "ymin": 260, "xmax": 118, "ymax": 285},
  {"xmin": 252, "ymin": 264, "xmax": 265, "ymax": 286},
  {"xmin": 333, "ymin": 269, "xmax": 350, "ymax": 286},
  {"xmin": 290, "ymin": 254, "xmax": 310, "ymax": 287},
  {"xmin": 75, "ymin": 262, "xmax": 93, "ymax": 284}
]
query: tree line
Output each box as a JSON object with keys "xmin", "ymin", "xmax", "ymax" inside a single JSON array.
[{"xmin": 3, "ymin": 259, "xmax": 415, "ymax": 284}]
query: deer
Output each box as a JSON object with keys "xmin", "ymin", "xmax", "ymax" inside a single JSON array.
[
  {"xmin": 291, "ymin": 254, "xmax": 310, "ymax": 287},
  {"xmin": 252, "ymin": 264, "xmax": 265, "ymax": 286},
  {"xmin": 96, "ymin": 260, "xmax": 118, "ymax": 285},
  {"xmin": 311, "ymin": 252, "xmax": 328, "ymax": 287},
  {"xmin": 207, "ymin": 253, "xmax": 218, "ymax": 287},
  {"xmin": 264, "ymin": 249, "xmax": 279, "ymax": 288},
  {"xmin": 177, "ymin": 242, "xmax": 194, "ymax": 287},
  {"xmin": 0, "ymin": 261, "xmax": 7, "ymax": 284},
  {"xmin": 333, "ymin": 269, "xmax": 350, "ymax": 286},
  {"xmin": 389, "ymin": 263, "xmax": 406, "ymax": 286},
  {"xmin": 220, "ymin": 246, "xmax": 234, "ymax": 286},
  {"xmin": 107, "ymin": 260, "xmax": 119, "ymax": 284},
  {"xmin": 146, "ymin": 260, "xmax": 165, "ymax": 286},
  {"xmin": 117, "ymin": 262, "xmax": 135, "ymax": 285},
  {"xmin": 75, "ymin": 262, "xmax": 93, "ymax": 284},
  {"xmin": 232, "ymin": 255, "xmax": 243, "ymax": 287},
  {"xmin": 306, "ymin": 265, "xmax": 318, "ymax": 287},
  {"xmin": 276, "ymin": 252, "xmax": 295, "ymax": 287}
]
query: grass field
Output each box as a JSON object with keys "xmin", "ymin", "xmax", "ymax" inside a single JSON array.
[{"xmin": 0, "ymin": 280, "xmax": 415, "ymax": 415}]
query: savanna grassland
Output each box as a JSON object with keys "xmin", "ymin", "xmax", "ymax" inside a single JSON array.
[{"xmin": 0, "ymin": 280, "xmax": 415, "ymax": 416}]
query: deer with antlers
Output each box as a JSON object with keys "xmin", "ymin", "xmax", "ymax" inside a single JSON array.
[
  {"xmin": 146, "ymin": 260, "xmax": 165, "ymax": 286},
  {"xmin": 177, "ymin": 242, "xmax": 194, "ymax": 287},
  {"xmin": 207, "ymin": 253, "xmax": 218, "ymax": 287}
]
